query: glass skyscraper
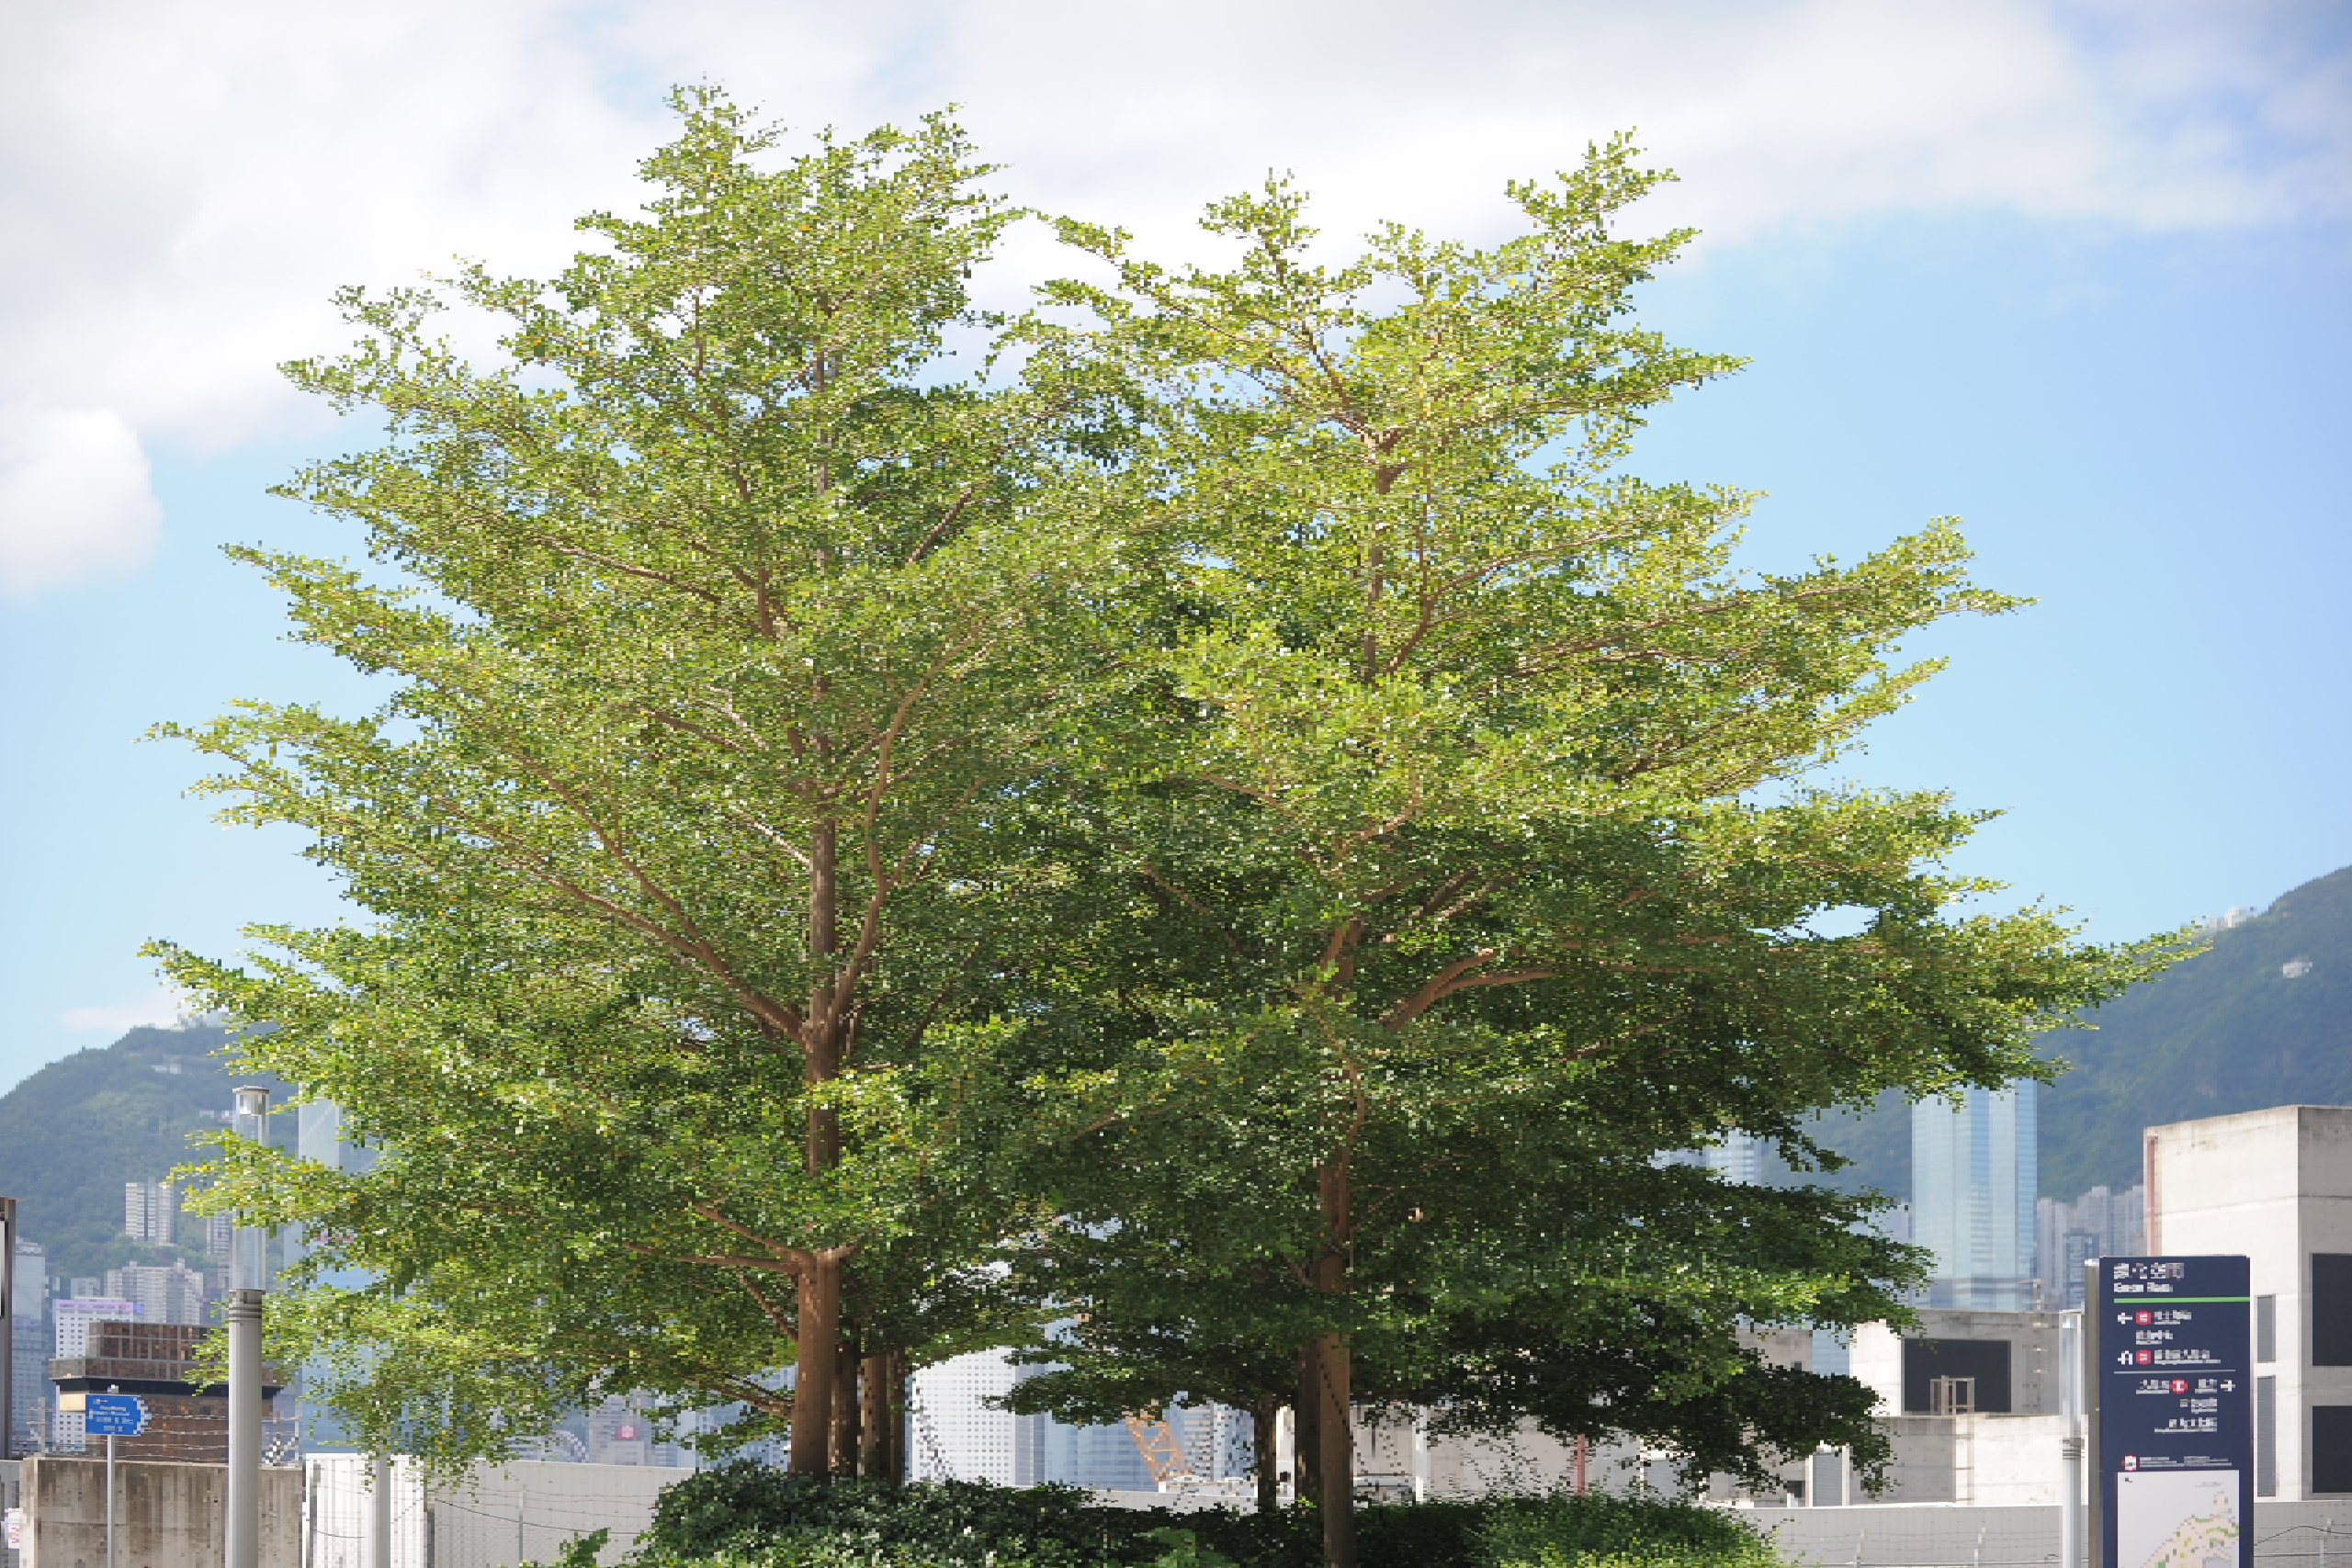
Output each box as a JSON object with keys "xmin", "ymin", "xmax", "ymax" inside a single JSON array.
[{"xmin": 1911, "ymin": 1082, "xmax": 2038, "ymax": 1309}]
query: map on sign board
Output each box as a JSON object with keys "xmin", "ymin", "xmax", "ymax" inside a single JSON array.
[{"xmin": 2118, "ymin": 1470, "xmax": 2241, "ymax": 1568}]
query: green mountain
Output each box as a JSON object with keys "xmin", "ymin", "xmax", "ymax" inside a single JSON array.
[
  {"xmin": 1803, "ymin": 863, "xmax": 2352, "ymax": 1204},
  {"xmin": 7, "ymin": 868, "xmax": 2347, "ymax": 1280},
  {"xmin": 0, "ymin": 1023, "xmax": 288, "ymax": 1284},
  {"xmin": 2036, "ymin": 863, "xmax": 2352, "ymax": 1197}
]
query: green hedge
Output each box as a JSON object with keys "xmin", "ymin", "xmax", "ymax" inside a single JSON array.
[{"xmin": 612, "ymin": 1466, "xmax": 1780, "ymax": 1568}]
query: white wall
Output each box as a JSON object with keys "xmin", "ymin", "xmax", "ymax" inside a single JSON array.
[{"xmin": 2148, "ymin": 1103, "xmax": 2352, "ymax": 1502}]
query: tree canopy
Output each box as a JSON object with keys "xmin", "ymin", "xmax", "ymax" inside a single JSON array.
[
  {"xmin": 159, "ymin": 91, "xmax": 2172, "ymax": 1568},
  {"xmin": 158, "ymin": 86, "xmax": 1120, "ymax": 1472},
  {"xmin": 971, "ymin": 152, "xmax": 2165, "ymax": 1567}
]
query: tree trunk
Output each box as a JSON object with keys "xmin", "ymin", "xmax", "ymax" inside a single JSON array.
[
  {"xmin": 1252, "ymin": 1395, "xmax": 1283, "ymax": 1515},
  {"xmin": 860, "ymin": 1352, "xmax": 895, "ymax": 1482},
  {"xmin": 1313, "ymin": 1332, "xmax": 1355, "ymax": 1568},
  {"xmin": 788, "ymin": 820, "xmax": 846, "ymax": 1476},
  {"xmin": 831, "ymin": 1337, "xmax": 863, "ymax": 1477},
  {"xmin": 1314, "ymin": 1161, "xmax": 1356, "ymax": 1568},
  {"xmin": 788, "ymin": 1261, "xmax": 841, "ymax": 1474},
  {"xmin": 887, "ymin": 1349, "xmax": 910, "ymax": 1482},
  {"xmin": 1295, "ymin": 1350, "xmax": 1322, "ymax": 1506}
]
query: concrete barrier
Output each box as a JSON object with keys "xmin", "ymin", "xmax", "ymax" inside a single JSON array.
[{"xmin": 19, "ymin": 1454, "xmax": 299, "ymax": 1568}]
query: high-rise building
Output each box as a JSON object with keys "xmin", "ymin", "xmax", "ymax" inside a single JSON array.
[
  {"xmin": 1045, "ymin": 1416, "xmax": 1157, "ymax": 1491},
  {"xmin": 124, "ymin": 1180, "xmax": 177, "ymax": 1245},
  {"xmin": 2033, "ymin": 1182, "xmax": 2146, "ymax": 1308},
  {"xmin": 290, "ymin": 1095, "xmax": 379, "ymax": 1456},
  {"xmin": 1656, "ymin": 1130, "xmax": 1769, "ymax": 1185},
  {"xmin": 908, "ymin": 1349, "xmax": 1049, "ymax": 1485},
  {"xmin": 11, "ymin": 1237, "xmax": 46, "ymax": 1454},
  {"xmin": 105, "ymin": 1262, "xmax": 207, "ymax": 1327},
  {"xmin": 1912, "ymin": 1082, "xmax": 2038, "ymax": 1309}
]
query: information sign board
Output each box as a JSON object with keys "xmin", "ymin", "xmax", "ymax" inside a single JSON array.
[
  {"xmin": 2090, "ymin": 1256, "xmax": 2252, "ymax": 1568},
  {"xmin": 83, "ymin": 1393, "xmax": 149, "ymax": 1438}
]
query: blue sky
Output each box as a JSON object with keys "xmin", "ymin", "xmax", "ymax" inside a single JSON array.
[{"xmin": 2, "ymin": 1, "xmax": 2347, "ymax": 1090}]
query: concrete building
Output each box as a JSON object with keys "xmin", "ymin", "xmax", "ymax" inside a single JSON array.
[
  {"xmin": 1846, "ymin": 1307, "xmax": 2069, "ymax": 1504},
  {"xmin": 1914, "ymin": 1083, "xmax": 2040, "ymax": 1309},
  {"xmin": 2143, "ymin": 1103, "xmax": 2352, "ymax": 1500},
  {"xmin": 123, "ymin": 1179, "xmax": 177, "ymax": 1245},
  {"xmin": 49, "ymin": 1319, "xmax": 287, "ymax": 1462}
]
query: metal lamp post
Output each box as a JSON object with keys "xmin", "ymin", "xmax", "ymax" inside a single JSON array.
[
  {"xmin": 227, "ymin": 1085, "xmax": 270, "ymax": 1568},
  {"xmin": 2061, "ymin": 1307, "xmax": 2085, "ymax": 1568},
  {"xmin": 1, "ymin": 1194, "xmax": 16, "ymax": 1461}
]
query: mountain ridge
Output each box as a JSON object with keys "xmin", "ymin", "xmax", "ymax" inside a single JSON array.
[{"xmin": 0, "ymin": 1023, "xmax": 288, "ymax": 1284}]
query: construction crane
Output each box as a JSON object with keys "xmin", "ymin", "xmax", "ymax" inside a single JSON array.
[{"xmin": 1122, "ymin": 1415, "xmax": 1194, "ymax": 1486}]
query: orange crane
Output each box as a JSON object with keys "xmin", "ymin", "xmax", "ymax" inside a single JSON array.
[{"xmin": 1122, "ymin": 1415, "xmax": 1195, "ymax": 1486}]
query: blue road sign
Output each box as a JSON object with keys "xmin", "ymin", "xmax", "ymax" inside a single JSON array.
[
  {"xmin": 83, "ymin": 1393, "xmax": 148, "ymax": 1438},
  {"xmin": 2090, "ymin": 1255, "xmax": 2252, "ymax": 1568}
]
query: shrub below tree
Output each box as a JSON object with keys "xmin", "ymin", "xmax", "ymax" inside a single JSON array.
[{"xmin": 616, "ymin": 1466, "xmax": 1781, "ymax": 1568}]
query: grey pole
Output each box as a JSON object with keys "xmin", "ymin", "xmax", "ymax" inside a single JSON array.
[
  {"xmin": 2083, "ymin": 1261, "xmax": 2104, "ymax": 1568},
  {"xmin": 2, "ymin": 1196, "xmax": 17, "ymax": 1461},
  {"xmin": 228, "ymin": 1084, "xmax": 270, "ymax": 1568},
  {"xmin": 226, "ymin": 1289, "xmax": 264, "ymax": 1568},
  {"xmin": 369, "ymin": 1450, "xmax": 391, "ymax": 1568},
  {"xmin": 2061, "ymin": 1307, "xmax": 2084, "ymax": 1568},
  {"xmin": 106, "ymin": 1382, "xmax": 119, "ymax": 1568}
]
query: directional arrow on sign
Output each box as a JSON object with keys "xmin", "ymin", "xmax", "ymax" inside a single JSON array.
[{"xmin": 83, "ymin": 1393, "xmax": 149, "ymax": 1438}]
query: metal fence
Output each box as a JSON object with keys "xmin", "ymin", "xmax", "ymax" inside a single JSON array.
[
  {"xmin": 302, "ymin": 1457, "xmax": 679, "ymax": 1568},
  {"xmin": 1750, "ymin": 1502, "xmax": 2352, "ymax": 1568}
]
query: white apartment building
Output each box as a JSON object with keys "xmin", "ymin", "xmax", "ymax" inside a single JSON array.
[
  {"xmin": 123, "ymin": 1179, "xmax": 177, "ymax": 1245},
  {"xmin": 2144, "ymin": 1103, "xmax": 2352, "ymax": 1500},
  {"xmin": 908, "ymin": 1348, "xmax": 1048, "ymax": 1485}
]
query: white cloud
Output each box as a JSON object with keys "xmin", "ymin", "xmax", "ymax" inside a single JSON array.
[
  {"xmin": 60, "ymin": 987, "xmax": 185, "ymax": 1033},
  {"xmin": 0, "ymin": 0, "xmax": 2343, "ymax": 591},
  {"xmin": 0, "ymin": 405, "xmax": 162, "ymax": 594}
]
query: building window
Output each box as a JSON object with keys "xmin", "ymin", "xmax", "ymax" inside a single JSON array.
[
  {"xmin": 2315, "ymin": 1256, "xmax": 2352, "ymax": 1366},
  {"xmin": 2257, "ymin": 1295, "xmax": 2276, "ymax": 1363},
  {"xmin": 2257, "ymin": 1377, "xmax": 2277, "ymax": 1497},
  {"xmin": 2316, "ymin": 1406, "xmax": 2352, "ymax": 1495},
  {"xmin": 1901, "ymin": 1338, "xmax": 2013, "ymax": 1415}
]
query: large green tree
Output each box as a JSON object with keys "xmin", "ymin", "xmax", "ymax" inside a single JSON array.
[
  {"xmin": 157, "ymin": 89, "xmax": 1114, "ymax": 1473},
  {"xmin": 989, "ymin": 147, "xmax": 2170, "ymax": 1567}
]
